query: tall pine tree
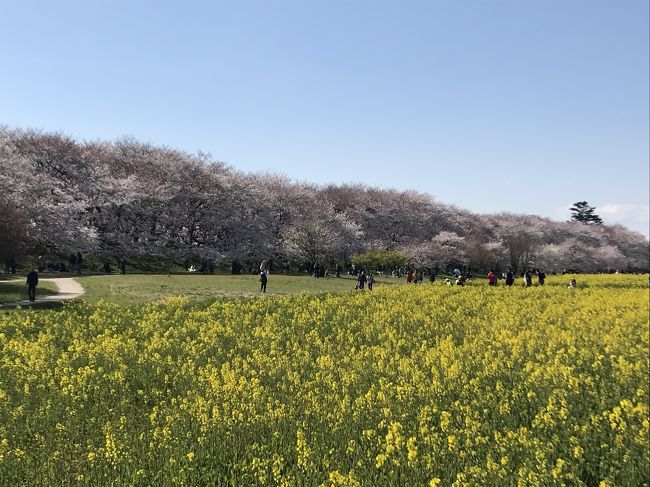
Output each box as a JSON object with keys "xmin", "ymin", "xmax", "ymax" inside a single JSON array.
[{"xmin": 569, "ymin": 201, "xmax": 603, "ymax": 224}]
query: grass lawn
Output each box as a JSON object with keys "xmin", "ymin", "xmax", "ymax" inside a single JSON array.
[
  {"xmin": 76, "ymin": 273, "xmax": 397, "ymax": 305},
  {"xmin": 0, "ymin": 280, "xmax": 59, "ymax": 304}
]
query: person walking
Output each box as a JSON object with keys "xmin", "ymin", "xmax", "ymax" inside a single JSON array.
[
  {"xmin": 523, "ymin": 271, "xmax": 532, "ymax": 287},
  {"xmin": 406, "ymin": 270, "xmax": 414, "ymax": 284},
  {"xmin": 26, "ymin": 268, "xmax": 39, "ymax": 302},
  {"xmin": 487, "ymin": 270, "xmax": 497, "ymax": 286},
  {"xmin": 260, "ymin": 270, "xmax": 268, "ymax": 293},
  {"xmin": 367, "ymin": 272, "xmax": 375, "ymax": 290},
  {"xmin": 429, "ymin": 270, "xmax": 436, "ymax": 283},
  {"xmin": 357, "ymin": 271, "xmax": 366, "ymax": 289},
  {"xmin": 536, "ymin": 269, "xmax": 546, "ymax": 286},
  {"xmin": 119, "ymin": 257, "xmax": 126, "ymax": 275},
  {"xmin": 505, "ymin": 270, "xmax": 514, "ymax": 286}
]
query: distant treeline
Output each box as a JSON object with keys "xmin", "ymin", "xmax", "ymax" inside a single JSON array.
[{"xmin": 0, "ymin": 127, "xmax": 648, "ymax": 273}]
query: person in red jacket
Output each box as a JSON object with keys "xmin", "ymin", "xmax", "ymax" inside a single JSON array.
[
  {"xmin": 406, "ymin": 270, "xmax": 414, "ymax": 283},
  {"xmin": 487, "ymin": 270, "xmax": 497, "ymax": 286}
]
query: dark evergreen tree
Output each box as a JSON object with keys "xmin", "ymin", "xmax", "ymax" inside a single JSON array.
[{"xmin": 569, "ymin": 201, "xmax": 603, "ymax": 224}]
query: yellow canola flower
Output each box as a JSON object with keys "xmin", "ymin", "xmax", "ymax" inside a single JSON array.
[
  {"xmin": 407, "ymin": 436, "xmax": 418, "ymax": 464},
  {"xmin": 0, "ymin": 273, "xmax": 646, "ymax": 484}
]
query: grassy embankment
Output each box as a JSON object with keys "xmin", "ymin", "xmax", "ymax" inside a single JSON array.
[{"xmin": 76, "ymin": 273, "xmax": 395, "ymax": 305}]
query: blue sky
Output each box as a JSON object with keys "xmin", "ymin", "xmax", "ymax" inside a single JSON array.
[{"xmin": 2, "ymin": 0, "xmax": 648, "ymax": 236}]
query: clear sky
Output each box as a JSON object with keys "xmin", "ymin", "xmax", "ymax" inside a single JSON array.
[{"xmin": 2, "ymin": 0, "xmax": 648, "ymax": 236}]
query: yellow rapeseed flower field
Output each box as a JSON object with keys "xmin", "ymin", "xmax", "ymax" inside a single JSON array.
[{"xmin": 0, "ymin": 274, "xmax": 648, "ymax": 485}]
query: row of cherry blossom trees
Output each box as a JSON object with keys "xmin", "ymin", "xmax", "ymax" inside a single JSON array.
[{"xmin": 1, "ymin": 127, "xmax": 647, "ymax": 273}]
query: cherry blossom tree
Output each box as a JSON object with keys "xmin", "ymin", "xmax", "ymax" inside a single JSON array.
[
  {"xmin": 279, "ymin": 208, "xmax": 344, "ymax": 269},
  {"xmin": 402, "ymin": 231, "xmax": 468, "ymax": 271},
  {"xmin": 1, "ymin": 126, "xmax": 647, "ymax": 275},
  {"xmin": 489, "ymin": 214, "xmax": 545, "ymax": 273}
]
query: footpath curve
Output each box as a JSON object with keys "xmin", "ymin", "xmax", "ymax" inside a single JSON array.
[{"xmin": 0, "ymin": 278, "xmax": 85, "ymax": 309}]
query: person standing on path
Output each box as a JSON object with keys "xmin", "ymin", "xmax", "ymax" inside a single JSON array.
[
  {"xmin": 26, "ymin": 269, "xmax": 39, "ymax": 302},
  {"xmin": 260, "ymin": 270, "xmax": 268, "ymax": 293}
]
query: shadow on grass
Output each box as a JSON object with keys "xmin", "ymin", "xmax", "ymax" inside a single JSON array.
[{"xmin": 0, "ymin": 301, "xmax": 63, "ymax": 313}]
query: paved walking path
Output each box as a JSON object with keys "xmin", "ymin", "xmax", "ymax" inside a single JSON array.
[{"xmin": 0, "ymin": 278, "xmax": 85, "ymax": 308}]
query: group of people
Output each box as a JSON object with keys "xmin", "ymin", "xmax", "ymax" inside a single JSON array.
[
  {"xmin": 493, "ymin": 269, "xmax": 546, "ymax": 287},
  {"xmin": 354, "ymin": 270, "xmax": 375, "ymax": 290},
  {"xmin": 382, "ymin": 266, "xmax": 563, "ymax": 288},
  {"xmin": 441, "ymin": 268, "xmax": 578, "ymax": 288},
  {"xmin": 353, "ymin": 266, "xmax": 555, "ymax": 289},
  {"xmin": 442, "ymin": 269, "xmax": 547, "ymax": 287},
  {"xmin": 444, "ymin": 274, "xmax": 468, "ymax": 286},
  {"xmin": 405, "ymin": 270, "xmax": 425, "ymax": 284}
]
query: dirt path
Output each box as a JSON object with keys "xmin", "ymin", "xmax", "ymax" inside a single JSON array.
[{"xmin": 0, "ymin": 278, "xmax": 85, "ymax": 308}]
